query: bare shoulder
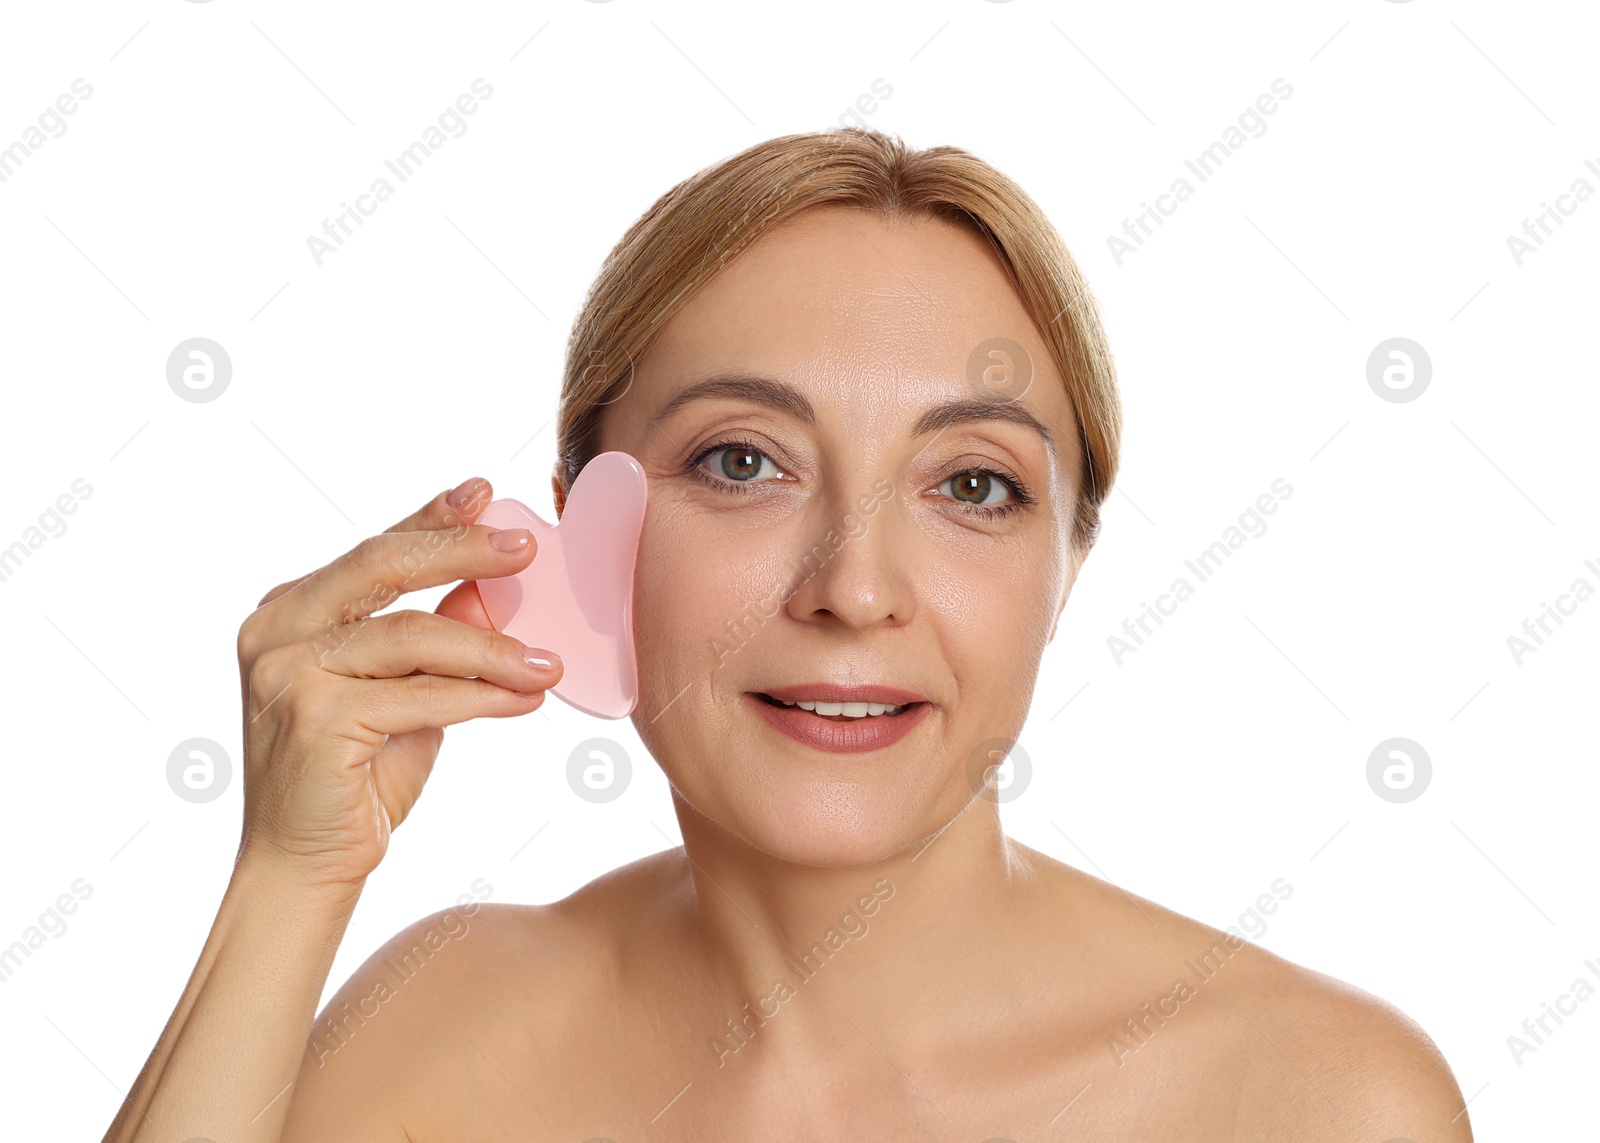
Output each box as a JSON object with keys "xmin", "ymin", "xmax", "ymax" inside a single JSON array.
[
  {"xmin": 280, "ymin": 898, "xmax": 570, "ymax": 1138},
  {"xmin": 1225, "ymin": 949, "xmax": 1474, "ymax": 1141},
  {"xmin": 282, "ymin": 852, "xmax": 682, "ymax": 1140},
  {"xmin": 1010, "ymin": 843, "xmax": 1471, "ymax": 1140}
]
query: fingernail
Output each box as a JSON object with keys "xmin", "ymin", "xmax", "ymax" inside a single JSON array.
[
  {"xmin": 489, "ymin": 528, "xmax": 531, "ymax": 552},
  {"xmin": 523, "ymin": 648, "xmax": 560, "ymax": 671},
  {"xmin": 448, "ymin": 477, "xmax": 485, "ymax": 508}
]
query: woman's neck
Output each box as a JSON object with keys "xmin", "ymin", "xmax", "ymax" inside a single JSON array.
[{"xmin": 661, "ymin": 794, "xmax": 1039, "ymax": 1071}]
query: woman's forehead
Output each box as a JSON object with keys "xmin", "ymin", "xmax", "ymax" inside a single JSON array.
[
  {"xmin": 628, "ymin": 208, "xmax": 1073, "ymax": 426},
  {"xmin": 673, "ymin": 206, "xmax": 1040, "ymax": 346}
]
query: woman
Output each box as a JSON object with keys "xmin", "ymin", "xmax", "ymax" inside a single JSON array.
[{"xmin": 108, "ymin": 129, "xmax": 1471, "ymax": 1141}]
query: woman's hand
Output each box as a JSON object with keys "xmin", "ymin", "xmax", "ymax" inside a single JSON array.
[
  {"xmin": 232, "ymin": 476, "xmax": 562, "ymax": 904},
  {"xmin": 103, "ymin": 477, "xmax": 561, "ymax": 1143}
]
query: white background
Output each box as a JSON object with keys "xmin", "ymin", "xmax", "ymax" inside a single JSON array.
[{"xmin": 1, "ymin": 0, "xmax": 1595, "ymax": 1137}]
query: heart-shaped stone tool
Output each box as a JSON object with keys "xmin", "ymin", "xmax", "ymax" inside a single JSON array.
[{"xmin": 474, "ymin": 451, "xmax": 648, "ymax": 719}]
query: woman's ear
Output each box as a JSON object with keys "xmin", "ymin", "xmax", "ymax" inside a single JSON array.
[{"xmin": 551, "ymin": 464, "xmax": 569, "ymax": 519}]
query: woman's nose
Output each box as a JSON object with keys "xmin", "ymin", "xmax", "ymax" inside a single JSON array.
[{"xmin": 779, "ymin": 488, "xmax": 916, "ymax": 631}]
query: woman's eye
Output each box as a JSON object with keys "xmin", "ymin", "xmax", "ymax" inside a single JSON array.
[
  {"xmin": 700, "ymin": 445, "xmax": 783, "ymax": 483},
  {"xmin": 690, "ymin": 445, "xmax": 1026, "ymax": 516},
  {"xmin": 940, "ymin": 470, "xmax": 1014, "ymax": 509}
]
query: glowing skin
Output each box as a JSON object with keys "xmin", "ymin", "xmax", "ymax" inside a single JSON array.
[
  {"xmin": 589, "ymin": 203, "xmax": 1082, "ymax": 871},
  {"xmin": 274, "ymin": 206, "xmax": 1472, "ymax": 1142}
]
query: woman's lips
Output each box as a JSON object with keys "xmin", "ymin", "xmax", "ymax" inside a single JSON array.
[{"xmin": 745, "ymin": 692, "xmax": 931, "ymax": 754}]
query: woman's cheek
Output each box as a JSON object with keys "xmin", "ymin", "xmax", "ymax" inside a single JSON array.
[
  {"xmin": 630, "ymin": 518, "xmax": 701, "ymax": 712},
  {"xmin": 630, "ymin": 511, "xmax": 782, "ymax": 712},
  {"xmin": 922, "ymin": 551, "xmax": 1052, "ymax": 702}
]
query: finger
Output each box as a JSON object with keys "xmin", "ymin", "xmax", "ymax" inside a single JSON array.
[
  {"xmin": 314, "ymin": 609, "xmax": 562, "ymax": 695},
  {"xmin": 257, "ymin": 522, "xmax": 538, "ymax": 645},
  {"xmin": 371, "ymin": 727, "xmax": 445, "ymax": 831},
  {"xmin": 252, "ymin": 478, "xmax": 491, "ymax": 614},
  {"xmin": 258, "ymin": 573, "xmax": 314, "ymax": 610},
  {"xmin": 354, "ymin": 674, "xmax": 549, "ymax": 739},
  {"xmin": 385, "ymin": 476, "xmax": 494, "ymax": 536}
]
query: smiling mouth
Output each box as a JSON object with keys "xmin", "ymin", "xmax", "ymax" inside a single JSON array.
[{"xmin": 753, "ymin": 693, "xmax": 919, "ymax": 720}]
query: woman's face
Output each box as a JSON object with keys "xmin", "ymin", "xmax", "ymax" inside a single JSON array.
[{"xmin": 593, "ymin": 204, "xmax": 1085, "ymax": 867}]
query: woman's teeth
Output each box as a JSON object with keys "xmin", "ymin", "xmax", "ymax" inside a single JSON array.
[{"xmin": 770, "ymin": 698, "xmax": 907, "ymax": 718}]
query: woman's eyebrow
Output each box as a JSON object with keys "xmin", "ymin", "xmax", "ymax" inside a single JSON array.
[
  {"xmin": 653, "ymin": 372, "xmax": 1057, "ymax": 458},
  {"xmin": 654, "ymin": 374, "xmax": 816, "ymax": 426}
]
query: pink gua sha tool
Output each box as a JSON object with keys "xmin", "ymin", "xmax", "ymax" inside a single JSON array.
[{"xmin": 473, "ymin": 451, "xmax": 648, "ymax": 719}]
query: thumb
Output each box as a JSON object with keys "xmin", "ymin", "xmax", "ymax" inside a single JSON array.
[{"xmin": 436, "ymin": 580, "xmax": 496, "ymax": 630}]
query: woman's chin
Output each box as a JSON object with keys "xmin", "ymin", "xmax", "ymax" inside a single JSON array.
[{"xmin": 705, "ymin": 793, "xmax": 941, "ymax": 870}]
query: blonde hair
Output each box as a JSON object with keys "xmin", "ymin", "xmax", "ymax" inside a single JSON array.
[{"xmin": 555, "ymin": 127, "xmax": 1121, "ymax": 551}]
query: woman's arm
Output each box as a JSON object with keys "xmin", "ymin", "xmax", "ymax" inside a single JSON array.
[
  {"xmin": 103, "ymin": 855, "xmax": 361, "ymax": 1142},
  {"xmin": 103, "ymin": 478, "xmax": 562, "ymax": 1142}
]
